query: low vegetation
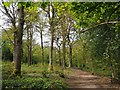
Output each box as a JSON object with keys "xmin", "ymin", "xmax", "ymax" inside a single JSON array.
[{"xmin": 2, "ymin": 61, "xmax": 71, "ymax": 89}]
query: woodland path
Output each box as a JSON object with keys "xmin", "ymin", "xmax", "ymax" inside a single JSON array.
[{"xmin": 65, "ymin": 68, "xmax": 120, "ymax": 89}]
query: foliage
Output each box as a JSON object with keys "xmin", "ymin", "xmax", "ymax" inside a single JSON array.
[
  {"xmin": 2, "ymin": 61, "xmax": 68, "ymax": 89},
  {"xmin": 71, "ymin": 2, "xmax": 120, "ymax": 80},
  {"xmin": 2, "ymin": 29, "xmax": 13, "ymax": 61},
  {"xmin": 3, "ymin": 77, "xmax": 67, "ymax": 89}
]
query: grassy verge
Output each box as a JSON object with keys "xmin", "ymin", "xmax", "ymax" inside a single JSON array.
[{"xmin": 81, "ymin": 66, "xmax": 111, "ymax": 77}]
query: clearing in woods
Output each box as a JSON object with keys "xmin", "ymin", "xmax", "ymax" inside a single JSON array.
[{"xmin": 65, "ymin": 68, "xmax": 120, "ymax": 89}]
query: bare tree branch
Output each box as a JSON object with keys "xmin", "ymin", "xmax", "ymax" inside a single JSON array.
[{"xmin": 1, "ymin": 1, "xmax": 13, "ymax": 20}]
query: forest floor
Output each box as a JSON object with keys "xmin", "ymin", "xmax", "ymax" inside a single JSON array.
[{"xmin": 65, "ymin": 68, "xmax": 120, "ymax": 89}]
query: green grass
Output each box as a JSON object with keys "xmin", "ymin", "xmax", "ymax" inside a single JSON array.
[
  {"xmin": 21, "ymin": 63, "xmax": 48, "ymax": 74},
  {"xmin": 81, "ymin": 66, "xmax": 111, "ymax": 77},
  {"xmin": 2, "ymin": 61, "xmax": 70, "ymax": 89},
  {"xmin": 93, "ymin": 68, "xmax": 111, "ymax": 77}
]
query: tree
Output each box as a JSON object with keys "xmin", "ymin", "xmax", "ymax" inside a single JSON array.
[
  {"xmin": 35, "ymin": 9, "xmax": 49, "ymax": 65},
  {"xmin": 36, "ymin": 24, "xmax": 45, "ymax": 65},
  {"xmin": 0, "ymin": 2, "xmax": 33, "ymax": 76},
  {"xmin": 54, "ymin": 29, "xmax": 62, "ymax": 66},
  {"xmin": 48, "ymin": 2, "xmax": 55, "ymax": 71},
  {"xmin": 24, "ymin": 6, "xmax": 39, "ymax": 65},
  {"xmin": 13, "ymin": 5, "xmax": 24, "ymax": 75},
  {"xmin": 1, "ymin": 2, "xmax": 24, "ymax": 75},
  {"xmin": 55, "ymin": 2, "xmax": 76, "ymax": 68},
  {"xmin": 66, "ymin": 16, "xmax": 76, "ymax": 68}
]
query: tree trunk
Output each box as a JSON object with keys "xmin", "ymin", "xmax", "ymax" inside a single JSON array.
[
  {"xmin": 58, "ymin": 46, "xmax": 61, "ymax": 66},
  {"xmin": 27, "ymin": 28, "xmax": 30, "ymax": 65},
  {"xmin": 13, "ymin": 6, "xmax": 24, "ymax": 76},
  {"xmin": 48, "ymin": 2, "xmax": 54, "ymax": 71},
  {"xmin": 29, "ymin": 28, "xmax": 33, "ymax": 65},
  {"xmin": 40, "ymin": 30, "xmax": 44, "ymax": 65},
  {"xmin": 69, "ymin": 43, "xmax": 72, "ymax": 67},
  {"xmin": 62, "ymin": 37, "xmax": 66, "ymax": 69},
  {"xmin": 27, "ymin": 28, "xmax": 32, "ymax": 66},
  {"xmin": 48, "ymin": 31, "xmax": 54, "ymax": 71}
]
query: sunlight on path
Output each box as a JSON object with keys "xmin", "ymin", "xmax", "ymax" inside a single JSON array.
[{"xmin": 65, "ymin": 69, "xmax": 120, "ymax": 89}]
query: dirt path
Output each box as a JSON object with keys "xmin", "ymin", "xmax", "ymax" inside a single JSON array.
[{"xmin": 65, "ymin": 68, "xmax": 120, "ymax": 89}]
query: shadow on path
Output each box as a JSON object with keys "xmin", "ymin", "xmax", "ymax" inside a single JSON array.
[{"xmin": 65, "ymin": 68, "xmax": 120, "ymax": 89}]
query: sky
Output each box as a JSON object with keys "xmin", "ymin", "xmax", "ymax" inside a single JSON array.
[{"xmin": 0, "ymin": 4, "xmax": 51, "ymax": 47}]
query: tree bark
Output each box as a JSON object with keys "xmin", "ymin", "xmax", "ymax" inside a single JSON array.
[
  {"xmin": 62, "ymin": 37, "xmax": 66, "ymax": 69},
  {"xmin": 69, "ymin": 43, "xmax": 72, "ymax": 67},
  {"xmin": 49, "ymin": 31, "xmax": 54, "ymax": 71},
  {"xmin": 27, "ymin": 28, "xmax": 30, "ymax": 65},
  {"xmin": 27, "ymin": 27, "xmax": 33, "ymax": 66},
  {"xmin": 67, "ymin": 30, "xmax": 73, "ymax": 68},
  {"xmin": 29, "ymin": 28, "xmax": 33, "ymax": 65},
  {"xmin": 48, "ymin": 2, "xmax": 54, "ymax": 71},
  {"xmin": 58, "ymin": 46, "xmax": 61, "ymax": 66},
  {"xmin": 13, "ymin": 6, "xmax": 24, "ymax": 76},
  {"xmin": 40, "ymin": 30, "xmax": 44, "ymax": 65}
]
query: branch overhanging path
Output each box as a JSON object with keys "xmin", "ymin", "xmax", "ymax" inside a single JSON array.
[{"xmin": 80, "ymin": 20, "xmax": 120, "ymax": 33}]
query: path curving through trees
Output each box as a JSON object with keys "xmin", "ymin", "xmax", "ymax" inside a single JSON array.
[{"xmin": 65, "ymin": 68, "xmax": 120, "ymax": 89}]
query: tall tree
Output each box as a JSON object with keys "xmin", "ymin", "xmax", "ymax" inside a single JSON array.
[
  {"xmin": 24, "ymin": 4, "xmax": 39, "ymax": 65},
  {"xmin": 0, "ymin": 2, "xmax": 25, "ymax": 75},
  {"xmin": 55, "ymin": 2, "xmax": 75, "ymax": 68},
  {"xmin": 26, "ymin": 25, "xmax": 33, "ymax": 66},
  {"xmin": 13, "ymin": 5, "xmax": 24, "ymax": 75},
  {"xmin": 48, "ymin": 2, "xmax": 55, "ymax": 71},
  {"xmin": 35, "ymin": 9, "xmax": 49, "ymax": 65}
]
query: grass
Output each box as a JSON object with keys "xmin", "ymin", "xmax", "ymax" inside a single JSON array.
[
  {"xmin": 2, "ymin": 61, "xmax": 71, "ymax": 89},
  {"xmin": 81, "ymin": 65, "xmax": 111, "ymax": 77},
  {"xmin": 93, "ymin": 68, "xmax": 111, "ymax": 77}
]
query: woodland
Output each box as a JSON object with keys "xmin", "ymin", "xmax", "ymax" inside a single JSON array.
[{"xmin": 0, "ymin": 1, "xmax": 120, "ymax": 89}]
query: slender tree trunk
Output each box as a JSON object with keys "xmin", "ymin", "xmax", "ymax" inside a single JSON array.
[
  {"xmin": 40, "ymin": 30, "xmax": 44, "ymax": 65},
  {"xmin": 67, "ymin": 31, "xmax": 72, "ymax": 68},
  {"xmin": 27, "ymin": 28, "xmax": 30, "ymax": 65},
  {"xmin": 62, "ymin": 37, "xmax": 66, "ymax": 69},
  {"xmin": 29, "ymin": 28, "xmax": 33, "ymax": 65},
  {"xmin": 69, "ymin": 43, "xmax": 72, "ymax": 67},
  {"xmin": 27, "ymin": 28, "xmax": 32, "ymax": 66},
  {"xmin": 49, "ymin": 31, "xmax": 54, "ymax": 71},
  {"xmin": 48, "ymin": 2, "xmax": 54, "ymax": 71},
  {"xmin": 58, "ymin": 46, "xmax": 61, "ymax": 66},
  {"xmin": 13, "ymin": 6, "xmax": 24, "ymax": 76}
]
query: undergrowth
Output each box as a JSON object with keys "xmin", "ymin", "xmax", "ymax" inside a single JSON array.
[{"xmin": 2, "ymin": 61, "xmax": 70, "ymax": 89}]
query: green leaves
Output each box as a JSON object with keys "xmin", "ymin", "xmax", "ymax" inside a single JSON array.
[
  {"xmin": 40, "ymin": 2, "xmax": 49, "ymax": 10},
  {"xmin": 18, "ymin": 2, "xmax": 38, "ymax": 9},
  {"xmin": 3, "ymin": 76, "xmax": 66, "ymax": 89},
  {"xmin": 3, "ymin": 2, "xmax": 12, "ymax": 7}
]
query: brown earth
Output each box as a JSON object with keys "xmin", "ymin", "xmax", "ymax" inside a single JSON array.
[{"xmin": 65, "ymin": 68, "xmax": 120, "ymax": 89}]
